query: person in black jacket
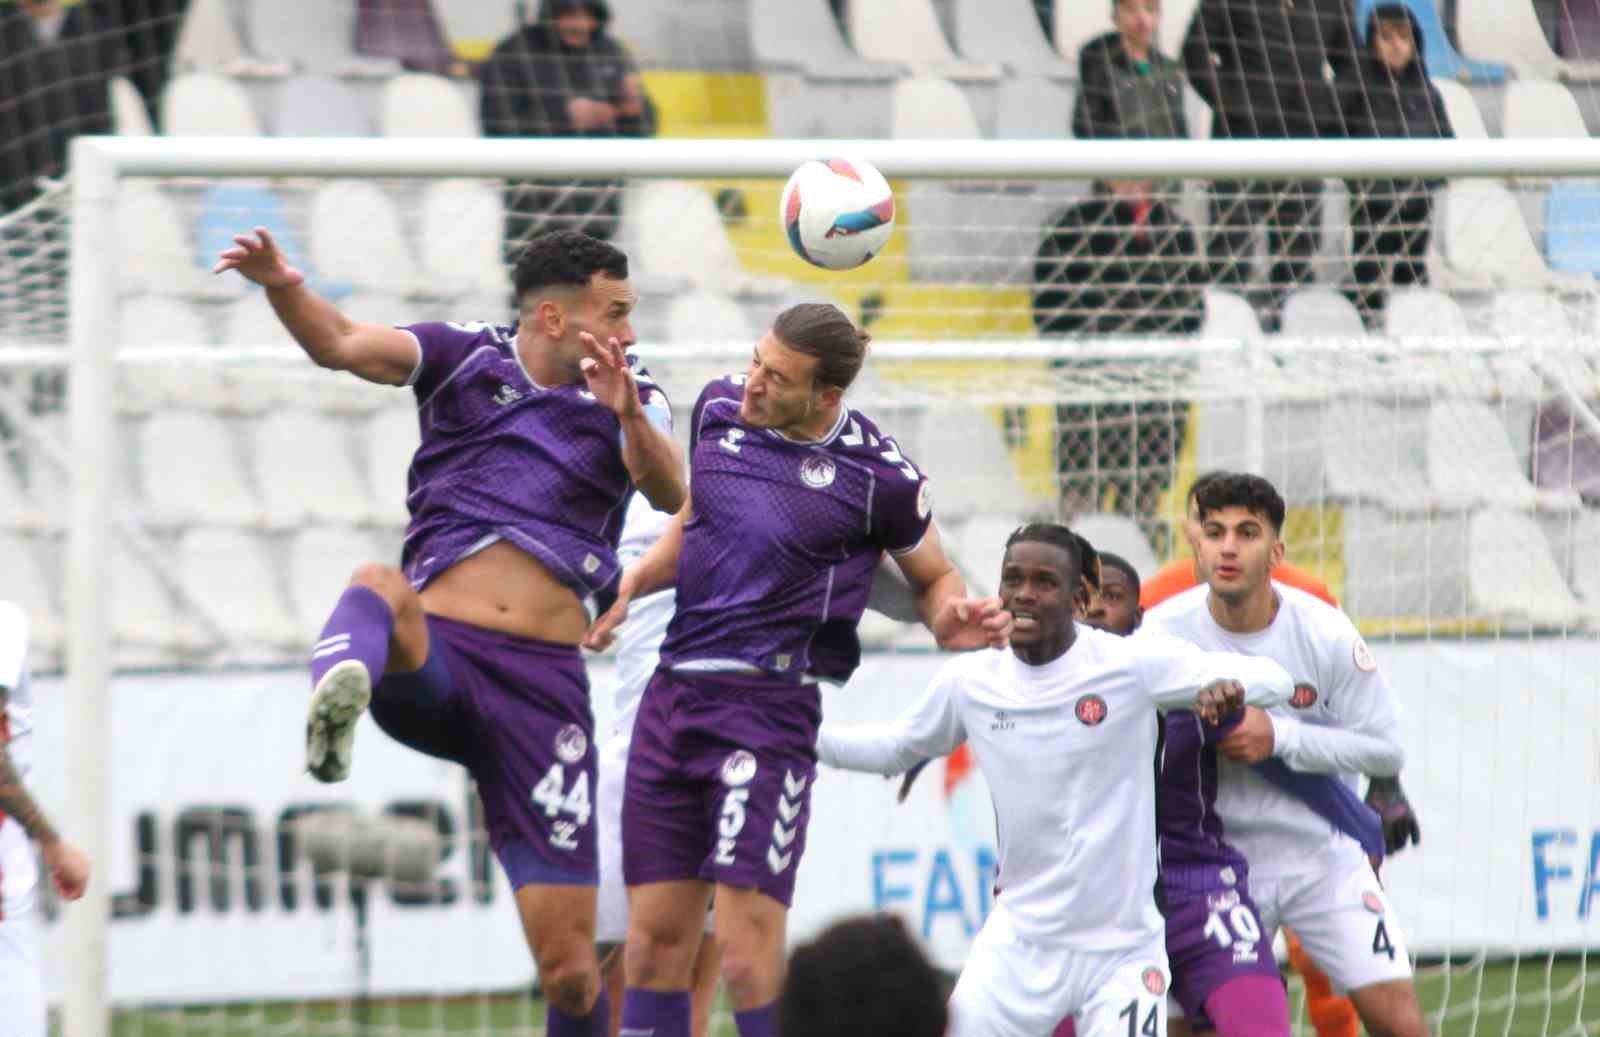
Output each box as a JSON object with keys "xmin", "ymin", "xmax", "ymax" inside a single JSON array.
[
  {"xmin": 1073, "ymin": 0, "xmax": 1188, "ymax": 141},
  {"xmin": 1183, "ymin": 0, "xmax": 1361, "ymax": 328},
  {"xmin": 0, "ymin": 0, "xmax": 124, "ymax": 214},
  {"xmin": 479, "ymin": 0, "xmax": 657, "ymax": 251},
  {"xmin": 1342, "ymin": 4, "xmax": 1452, "ymax": 327},
  {"xmin": 1033, "ymin": 179, "xmax": 1208, "ymax": 541}
]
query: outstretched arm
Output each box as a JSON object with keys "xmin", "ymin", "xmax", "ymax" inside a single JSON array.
[
  {"xmin": 819, "ymin": 669, "xmax": 965, "ymax": 777},
  {"xmin": 583, "ymin": 494, "xmax": 689, "ymax": 651},
  {"xmin": 892, "ymin": 523, "xmax": 1011, "ymax": 651},
  {"xmin": 0, "ymin": 689, "xmax": 89, "ymax": 900},
  {"xmin": 577, "ymin": 331, "xmax": 686, "ymax": 514},
  {"xmin": 212, "ymin": 227, "xmax": 419, "ymax": 386}
]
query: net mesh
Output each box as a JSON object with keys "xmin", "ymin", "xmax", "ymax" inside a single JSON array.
[{"xmin": 2, "ymin": 0, "xmax": 1600, "ymax": 1034}]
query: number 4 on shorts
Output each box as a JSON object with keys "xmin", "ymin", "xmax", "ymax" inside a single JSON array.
[
  {"xmin": 532, "ymin": 763, "xmax": 592, "ymax": 826},
  {"xmin": 1373, "ymin": 918, "xmax": 1396, "ymax": 961},
  {"xmin": 1119, "ymin": 999, "xmax": 1159, "ymax": 1037}
]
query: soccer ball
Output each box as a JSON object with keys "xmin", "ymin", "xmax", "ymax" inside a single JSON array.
[{"xmin": 779, "ymin": 157, "xmax": 896, "ymax": 271}]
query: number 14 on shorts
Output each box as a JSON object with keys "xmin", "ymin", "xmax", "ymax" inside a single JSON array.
[{"xmin": 533, "ymin": 763, "xmax": 591, "ymax": 850}]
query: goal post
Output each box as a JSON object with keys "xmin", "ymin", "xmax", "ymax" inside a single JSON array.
[{"xmin": 50, "ymin": 134, "xmax": 1600, "ymax": 1037}]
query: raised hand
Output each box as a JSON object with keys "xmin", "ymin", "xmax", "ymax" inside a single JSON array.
[
  {"xmin": 931, "ymin": 595, "xmax": 1011, "ymax": 651},
  {"xmin": 43, "ymin": 837, "xmax": 90, "ymax": 900},
  {"xmin": 579, "ymin": 331, "xmax": 641, "ymax": 418},
  {"xmin": 211, "ymin": 226, "xmax": 306, "ymax": 289}
]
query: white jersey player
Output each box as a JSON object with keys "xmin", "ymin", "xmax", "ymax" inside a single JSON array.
[
  {"xmin": 595, "ymin": 495, "xmax": 721, "ymax": 1037},
  {"xmin": 0, "ymin": 602, "xmax": 90, "ymax": 1037},
  {"xmin": 817, "ymin": 526, "xmax": 1294, "ymax": 1037},
  {"xmin": 1140, "ymin": 474, "xmax": 1427, "ymax": 1037}
]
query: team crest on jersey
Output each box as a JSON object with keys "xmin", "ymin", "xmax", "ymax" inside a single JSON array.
[
  {"xmin": 1353, "ymin": 638, "xmax": 1378, "ymax": 673},
  {"xmin": 1290, "ymin": 683, "xmax": 1318, "ymax": 709},
  {"xmin": 582, "ymin": 553, "xmax": 601, "ymax": 574},
  {"xmin": 799, "ymin": 456, "xmax": 836, "ymax": 489},
  {"xmin": 916, "ymin": 479, "xmax": 932, "ymax": 519},
  {"xmin": 554, "ymin": 724, "xmax": 588, "ymax": 764},
  {"xmin": 1075, "ymin": 694, "xmax": 1107, "ymax": 726},
  {"xmin": 1218, "ymin": 866, "xmax": 1237, "ymax": 887},
  {"xmin": 721, "ymin": 750, "xmax": 758, "ymax": 787},
  {"xmin": 1362, "ymin": 891, "xmax": 1385, "ymax": 914},
  {"xmin": 1142, "ymin": 968, "xmax": 1166, "ymax": 995}
]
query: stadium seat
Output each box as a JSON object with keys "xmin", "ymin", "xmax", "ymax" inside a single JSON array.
[
  {"xmin": 0, "ymin": 533, "xmax": 61, "ymax": 656},
  {"xmin": 1200, "ymin": 289, "xmax": 1264, "ymax": 340},
  {"xmin": 309, "ymin": 182, "xmax": 424, "ymax": 296},
  {"xmin": 1428, "ymin": 399, "xmax": 1582, "ymax": 511},
  {"xmin": 1160, "ymin": 0, "xmax": 1202, "ymax": 55},
  {"xmin": 608, "ymin": 0, "xmax": 752, "ymax": 70},
  {"xmin": 288, "ymin": 526, "xmax": 385, "ymax": 636},
  {"xmin": 0, "ymin": 447, "xmax": 44, "ymax": 532},
  {"xmin": 616, "ymin": 181, "xmax": 760, "ymax": 295},
  {"xmin": 1490, "ymin": 288, "xmax": 1577, "ymax": 341},
  {"xmin": 221, "ymin": 290, "xmax": 293, "ymax": 350},
  {"xmin": 892, "ymin": 75, "xmax": 983, "ymax": 138},
  {"xmin": 380, "ymin": 73, "xmax": 479, "ymax": 137},
  {"xmin": 1384, "ymin": 287, "xmax": 1471, "ymax": 336},
  {"xmin": 110, "ymin": 76, "xmax": 154, "ymax": 136},
  {"xmin": 1441, "ymin": 180, "xmax": 1592, "ymax": 289},
  {"xmin": 119, "ymin": 182, "xmax": 235, "ymax": 299},
  {"xmin": 1067, "ymin": 514, "xmax": 1159, "ymax": 578},
  {"xmin": 665, "ymin": 290, "xmax": 754, "ymax": 345},
  {"xmin": 173, "ymin": 0, "xmax": 263, "ymax": 76},
  {"xmin": 250, "ymin": 0, "xmax": 399, "ymax": 76},
  {"xmin": 339, "ymin": 292, "xmax": 431, "ymax": 327},
  {"xmin": 418, "ymin": 180, "xmax": 504, "ymax": 297},
  {"xmin": 110, "ymin": 544, "xmax": 199, "ymax": 659},
  {"xmin": 1339, "ymin": 504, "xmax": 1469, "ymax": 618},
  {"xmin": 1429, "ymin": 77, "xmax": 1489, "ymax": 138},
  {"xmin": 1569, "ymin": 508, "xmax": 1600, "ymax": 604},
  {"xmin": 1465, "ymin": 507, "xmax": 1585, "ymax": 626},
  {"xmin": 1324, "ymin": 398, "xmax": 1436, "ymax": 512},
  {"xmin": 353, "ymin": 0, "xmax": 462, "ymax": 75},
  {"xmin": 913, "ymin": 404, "xmax": 1027, "ymax": 526},
  {"xmin": 1281, "ymin": 289, "xmax": 1366, "ymax": 338},
  {"xmin": 748, "ymin": 0, "xmax": 903, "ymax": 79},
  {"xmin": 950, "ymin": 513, "xmax": 1027, "ymax": 596},
  {"xmin": 956, "ymin": 0, "xmax": 1074, "ymax": 78},
  {"xmin": 176, "ymin": 527, "xmax": 302, "ymax": 654},
  {"xmin": 995, "ymin": 77, "xmax": 1076, "ymax": 139},
  {"xmin": 1054, "ymin": 2, "xmax": 1112, "ymax": 65},
  {"xmin": 120, "ymin": 296, "xmax": 213, "ymax": 351},
  {"xmin": 255, "ymin": 410, "xmax": 374, "ymax": 528},
  {"xmin": 1457, "ymin": 0, "xmax": 1600, "ymax": 81},
  {"xmin": 163, "ymin": 72, "xmax": 263, "ymax": 136},
  {"xmin": 1503, "ymin": 79, "xmax": 1589, "ymax": 138},
  {"xmin": 141, "ymin": 411, "xmax": 264, "ymax": 527},
  {"xmin": 1354, "ymin": 0, "xmax": 1509, "ymax": 83},
  {"xmin": 848, "ymin": 0, "xmax": 1003, "ymax": 82},
  {"xmin": 275, "ymin": 74, "xmax": 372, "ymax": 137},
  {"xmin": 1544, "ymin": 182, "xmax": 1600, "ymax": 275},
  {"xmin": 364, "ymin": 406, "xmax": 421, "ymax": 527}
]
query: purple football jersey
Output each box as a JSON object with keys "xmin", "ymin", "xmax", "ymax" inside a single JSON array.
[
  {"xmin": 1157, "ymin": 708, "xmax": 1249, "ymax": 891},
  {"xmin": 398, "ymin": 320, "xmax": 670, "ymax": 600},
  {"xmin": 659, "ymin": 376, "xmax": 932, "ymax": 682}
]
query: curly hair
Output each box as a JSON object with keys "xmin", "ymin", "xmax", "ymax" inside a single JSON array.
[
  {"xmin": 1004, "ymin": 522, "xmax": 1097, "ymax": 588},
  {"xmin": 1193, "ymin": 472, "xmax": 1286, "ymax": 534},
  {"xmin": 778, "ymin": 914, "xmax": 948, "ymax": 1037},
  {"xmin": 511, "ymin": 230, "xmax": 629, "ymax": 306}
]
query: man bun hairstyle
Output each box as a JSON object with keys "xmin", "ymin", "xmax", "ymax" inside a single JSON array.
[
  {"xmin": 512, "ymin": 230, "xmax": 629, "ymax": 308},
  {"xmin": 1193, "ymin": 472, "xmax": 1287, "ymax": 534},
  {"xmin": 771, "ymin": 303, "xmax": 870, "ymax": 391}
]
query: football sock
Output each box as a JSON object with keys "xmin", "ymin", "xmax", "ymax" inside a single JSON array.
[
  {"xmin": 310, "ymin": 585, "xmax": 393, "ymax": 688},
  {"xmin": 733, "ymin": 1002, "xmax": 775, "ymax": 1037},
  {"xmin": 547, "ymin": 990, "xmax": 609, "ymax": 1037},
  {"xmin": 620, "ymin": 989, "xmax": 690, "ymax": 1037},
  {"xmin": 1205, "ymin": 975, "xmax": 1291, "ymax": 1037}
]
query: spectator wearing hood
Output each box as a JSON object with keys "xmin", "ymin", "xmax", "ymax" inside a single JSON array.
[
  {"xmin": 1341, "ymin": 3, "xmax": 1453, "ymax": 327},
  {"xmin": 1073, "ymin": 0, "xmax": 1188, "ymax": 141},
  {"xmin": 480, "ymin": 0, "xmax": 656, "ymax": 249}
]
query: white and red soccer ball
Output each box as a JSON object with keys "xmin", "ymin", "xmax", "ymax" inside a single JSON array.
[{"xmin": 779, "ymin": 156, "xmax": 896, "ymax": 271}]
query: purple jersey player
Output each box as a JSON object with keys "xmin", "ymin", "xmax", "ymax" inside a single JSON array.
[
  {"xmin": 582, "ymin": 304, "xmax": 1010, "ymax": 1037},
  {"xmin": 213, "ymin": 227, "xmax": 685, "ymax": 1037}
]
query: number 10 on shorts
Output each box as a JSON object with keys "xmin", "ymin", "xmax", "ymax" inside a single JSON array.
[{"xmin": 533, "ymin": 763, "xmax": 591, "ymax": 851}]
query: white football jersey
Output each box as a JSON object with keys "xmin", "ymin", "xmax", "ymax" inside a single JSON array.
[
  {"xmin": 1141, "ymin": 582, "xmax": 1405, "ymax": 879},
  {"xmin": 818, "ymin": 626, "xmax": 1292, "ymax": 950},
  {"xmin": 611, "ymin": 495, "xmax": 676, "ymax": 738},
  {"xmin": 0, "ymin": 601, "xmax": 40, "ymax": 917}
]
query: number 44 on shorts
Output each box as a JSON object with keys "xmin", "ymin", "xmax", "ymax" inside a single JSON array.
[{"xmin": 532, "ymin": 763, "xmax": 591, "ymax": 851}]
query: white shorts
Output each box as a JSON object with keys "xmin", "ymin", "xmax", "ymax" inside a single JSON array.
[
  {"xmin": 948, "ymin": 906, "xmax": 1170, "ymax": 1037},
  {"xmin": 596, "ymin": 733, "xmax": 712, "ymax": 945},
  {"xmin": 0, "ymin": 908, "xmax": 45, "ymax": 1037},
  {"xmin": 1252, "ymin": 855, "xmax": 1413, "ymax": 995}
]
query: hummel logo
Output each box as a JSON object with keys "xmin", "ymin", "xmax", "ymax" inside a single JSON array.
[
  {"xmin": 492, "ymin": 384, "xmax": 523, "ymax": 406},
  {"xmin": 991, "ymin": 710, "xmax": 1014, "ymax": 732},
  {"xmin": 768, "ymin": 770, "xmax": 808, "ymax": 875},
  {"xmin": 720, "ymin": 428, "xmax": 745, "ymax": 454}
]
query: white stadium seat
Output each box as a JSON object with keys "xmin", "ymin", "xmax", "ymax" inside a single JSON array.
[
  {"xmin": 309, "ymin": 182, "xmax": 424, "ymax": 296},
  {"xmin": 380, "ymin": 74, "xmax": 478, "ymax": 138},
  {"xmin": 665, "ymin": 290, "xmax": 754, "ymax": 345},
  {"xmin": 1503, "ymin": 79, "xmax": 1589, "ymax": 139},
  {"xmin": 1068, "ymin": 514, "xmax": 1159, "ymax": 578},
  {"xmin": 1055, "ymin": 1, "xmax": 1113, "ymax": 65},
  {"xmin": 1457, "ymin": 0, "xmax": 1600, "ymax": 82},
  {"xmin": 364, "ymin": 406, "xmax": 421, "ymax": 527},
  {"xmin": 163, "ymin": 72, "xmax": 262, "ymax": 136},
  {"xmin": 418, "ymin": 180, "xmax": 505, "ymax": 297},
  {"xmin": 0, "ymin": 533, "xmax": 62, "ymax": 656},
  {"xmin": 275, "ymin": 73, "xmax": 372, "ymax": 137},
  {"xmin": 250, "ymin": 0, "xmax": 398, "ymax": 76},
  {"xmin": 110, "ymin": 544, "xmax": 199, "ymax": 658},
  {"xmin": 1384, "ymin": 287, "xmax": 1471, "ymax": 337},
  {"xmin": 1465, "ymin": 508, "xmax": 1585, "ymax": 626},
  {"xmin": 994, "ymin": 77, "xmax": 1076, "ymax": 139},
  {"xmin": 117, "ymin": 182, "xmax": 233, "ymax": 298},
  {"xmin": 141, "ymin": 411, "xmax": 263, "ymax": 527},
  {"xmin": 110, "ymin": 76, "xmax": 153, "ymax": 136},
  {"xmin": 1323, "ymin": 399, "xmax": 1435, "ymax": 512},
  {"xmin": 1441, "ymin": 180, "xmax": 1592, "ymax": 290},
  {"xmin": 956, "ymin": 0, "xmax": 1073, "ymax": 78},
  {"xmin": 849, "ymin": 0, "xmax": 1002, "ymax": 81},
  {"xmin": 288, "ymin": 526, "xmax": 385, "ymax": 637},
  {"xmin": 1430, "ymin": 78, "xmax": 1489, "ymax": 139},
  {"xmin": 914, "ymin": 404, "xmax": 1027, "ymax": 526},
  {"xmin": 254, "ymin": 410, "xmax": 374, "ymax": 528},
  {"xmin": 1570, "ymin": 509, "xmax": 1600, "ymax": 605},
  {"xmin": 891, "ymin": 75, "xmax": 982, "ymax": 138},
  {"xmin": 1281, "ymin": 288, "xmax": 1366, "ymax": 338},
  {"xmin": 173, "ymin": 0, "xmax": 251, "ymax": 74},
  {"xmin": 616, "ymin": 181, "xmax": 753, "ymax": 294},
  {"xmin": 1200, "ymin": 289, "xmax": 1263, "ymax": 340},
  {"xmin": 951, "ymin": 512, "xmax": 1027, "ymax": 597},
  {"xmin": 1428, "ymin": 399, "xmax": 1581, "ymax": 511},
  {"xmin": 177, "ymin": 527, "xmax": 301, "ymax": 654}
]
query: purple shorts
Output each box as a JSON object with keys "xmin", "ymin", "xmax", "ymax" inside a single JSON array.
[
  {"xmin": 371, "ymin": 614, "xmax": 596, "ymax": 890},
  {"xmin": 1163, "ymin": 876, "xmax": 1281, "ymax": 1025},
  {"xmin": 622, "ymin": 668, "xmax": 821, "ymax": 907}
]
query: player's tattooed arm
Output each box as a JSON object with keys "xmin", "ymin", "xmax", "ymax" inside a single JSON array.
[
  {"xmin": 0, "ymin": 688, "xmax": 56, "ymax": 846},
  {"xmin": 893, "ymin": 524, "xmax": 1011, "ymax": 650}
]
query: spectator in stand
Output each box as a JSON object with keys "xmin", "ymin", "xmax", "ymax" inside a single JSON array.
[
  {"xmin": 1183, "ymin": 0, "xmax": 1360, "ymax": 329},
  {"xmin": 1032, "ymin": 178, "xmax": 1207, "ymax": 538},
  {"xmin": 778, "ymin": 914, "xmax": 948, "ymax": 1037},
  {"xmin": 480, "ymin": 0, "xmax": 656, "ymax": 251},
  {"xmin": 1073, "ymin": 0, "xmax": 1188, "ymax": 141},
  {"xmin": 1342, "ymin": 4, "xmax": 1452, "ymax": 328},
  {"xmin": 0, "ymin": 0, "xmax": 123, "ymax": 214},
  {"xmin": 92, "ymin": 0, "xmax": 188, "ymax": 131}
]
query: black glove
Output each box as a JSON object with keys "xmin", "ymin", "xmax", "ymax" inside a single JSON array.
[
  {"xmin": 1365, "ymin": 775, "xmax": 1421, "ymax": 855},
  {"xmin": 896, "ymin": 759, "xmax": 932, "ymax": 804}
]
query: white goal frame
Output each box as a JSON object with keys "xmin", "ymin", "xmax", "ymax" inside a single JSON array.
[{"xmin": 62, "ymin": 134, "xmax": 1600, "ymax": 1037}]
